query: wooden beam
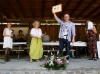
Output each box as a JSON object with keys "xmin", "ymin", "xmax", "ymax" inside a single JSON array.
[
  {"xmin": 59, "ymin": 0, "xmax": 73, "ymax": 18},
  {"xmin": 16, "ymin": 0, "xmax": 26, "ymax": 18},
  {"xmin": 5, "ymin": 0, "xmax": 19, "ymax": 18},
  {"xmin": 29, "ymin": 0, "xmax": 35, "ymax": 18},
  {"xmin": 0, "ymin": 15, "xmax": 2, "ymax": 18},
  {"xmin": 0, "ymin": 5, "xmax": 11, "ymax": 18},
  {"xmin": 70, "ymin": 0, "xmax": 84, "ymax": 17},
  {"xmin": 92, "ymin": 13, "xmax": 100, "ymax": 19},
  {"xmin": 85, "ymin": 6, "xmax": 100, "ymax": 19},
  {"xmin": 41, "ymin": 0, "xmax": 46, "ymax": 18},
  {"xmin": 50, "ymin": 0, "xmax": 60, "ymax": 18},
  {"xmin": 77, "ymin": 0, "xmax": 97, "ymax": 19}
]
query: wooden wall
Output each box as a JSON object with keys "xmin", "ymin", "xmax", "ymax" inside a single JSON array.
[
  {"xmin": 0, "ymin": 25, "xmax": 97, "ymax": 42},
  {"xmin": 96, "ymin": 23, "xmax": 100, "ymax": 40},
  {"xmin": 40, "ymin": 25, "xmax": 87, "ymax": 41}
]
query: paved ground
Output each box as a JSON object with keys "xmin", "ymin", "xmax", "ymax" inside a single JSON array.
[{"xmin": 0, "ymin": 56, "xmax": 100, "ymax": 70}]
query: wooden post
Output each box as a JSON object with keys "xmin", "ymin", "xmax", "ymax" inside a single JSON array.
[{"xmin": 96, "ymin": 23, "xmax": 100, "ymax": 41}]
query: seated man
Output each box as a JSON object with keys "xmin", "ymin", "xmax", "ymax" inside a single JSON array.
[
  {"xmin": 15, "ymin": 30, "xmax": 26, "ymax": 42},
  {"xmin": 26, "ymin": 29, "xmax": 31, "ymax": 46},
  {"xmin": 42, "ymin": 33, "xmax": 50, "ymax": 51},
  {"xmin": 42, "ymin": 33, "xmax": 50, "ymax": 42}
]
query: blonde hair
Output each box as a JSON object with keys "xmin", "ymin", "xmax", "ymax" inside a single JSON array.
[{"xmin": 32, "ymin": 21, "xmax": 40, "ymax": 27}]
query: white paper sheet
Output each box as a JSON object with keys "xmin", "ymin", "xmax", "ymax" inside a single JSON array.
[{"xmin": 52, "ymin": 4, "xmax": 62, "ymax": 13}]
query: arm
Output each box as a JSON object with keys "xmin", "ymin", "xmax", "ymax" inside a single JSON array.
[
  {"xmin": 42, "ymin": 32, "xmax": 46, "ymax": 37},
  {"xmin": 92, "ymin": 26, "xmax": 97, "ymax": 34},
  {"xmin": 17, "ymin": 34, "xmax": 21, "ymax": 39},
  {"xmin": 52, "ymin": 11, "xmax": 63, "ymax": 24},
  {"xmin": 3, "ymin": 28, "xmax": 11, "ymax": 37},
  {"xmin": 71, "ymin": 24, "xmax": 76, "ymax": 43},
  {"xmin": 30, "ymin": 28, "xmax": 38, "ymax": 38},
  {"xmin": 40, "ymin": 29, "xmax": 44, "ymax": 37},
  {"xmin": 30, "ymin": 34, "xmax": 36, "ymax": 38},
  {"xmin": 21, "ymin": 34, "xmax": 25, "ymax": 39}
]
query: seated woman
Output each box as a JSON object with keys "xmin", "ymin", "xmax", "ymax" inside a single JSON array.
[{"xmin": 15, "ymin": 30, "xmax": 26, "ymax": 42}]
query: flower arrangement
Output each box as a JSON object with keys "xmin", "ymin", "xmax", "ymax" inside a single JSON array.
[{"xmin": 42, "ymin": 51, "xmax": 67, "ymax": 70}]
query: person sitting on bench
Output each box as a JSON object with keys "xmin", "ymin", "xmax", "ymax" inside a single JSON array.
[{"xmin": 15, "ymin": 30, "xmax": 26, "ymax": 42}]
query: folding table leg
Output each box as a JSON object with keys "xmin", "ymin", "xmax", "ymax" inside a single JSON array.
[
  {"xmin": 18, "ymin": 45, "xmax": 21, "ymax": 59},
  {"xmin": 18, "ymin": 51, "xmax": 20, "ymax": 59}
]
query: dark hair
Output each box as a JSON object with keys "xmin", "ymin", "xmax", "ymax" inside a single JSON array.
[{"xmin": 19, "ymin": 30, "xmax": 23, "ymax": 33}]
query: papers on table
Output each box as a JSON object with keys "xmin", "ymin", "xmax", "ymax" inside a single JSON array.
[{"xmin": 52, "ymin": 4, "xmax": 62, "ymax": 13}]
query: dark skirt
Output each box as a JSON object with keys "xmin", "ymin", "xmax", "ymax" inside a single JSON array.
[{"xmin": 86, "ymin": 30, "xmax": 97, "ymax": 55}]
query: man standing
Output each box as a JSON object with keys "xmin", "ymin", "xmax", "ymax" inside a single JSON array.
[{"xmin": 52, "ymin": 11, "xmax": 76, "ymax": 64}]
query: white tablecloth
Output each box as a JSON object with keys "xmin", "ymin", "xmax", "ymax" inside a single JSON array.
[
  {"xmin": 43, "ymin": 42, "xmax": 87, "ymax": 47},
  {"xmin": 0, "ymin": 41, "xmax": 100, "ymax": 58},
  {"xmin": 43, "ymin": 41, "xmax": 100, "ymax": 59},
  {"xmin": 0, "ymin": 42, "xmax": 27, "ymax": 45},
  {"xmin": 97, "ymin": 41, "xmax": 100, "ymax": 59}
]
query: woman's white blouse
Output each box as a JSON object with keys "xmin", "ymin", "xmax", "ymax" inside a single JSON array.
[{"xmin": 30, "ymin": 28, "xmax": 42, "ymax": 38}]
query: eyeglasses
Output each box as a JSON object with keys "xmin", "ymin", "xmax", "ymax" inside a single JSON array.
[{"xmin": 64, "ymin": 16, "xmax": 69, "ymax": 18}]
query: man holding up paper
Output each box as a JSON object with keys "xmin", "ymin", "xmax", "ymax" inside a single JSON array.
[{"xmin": 52, "ymin": 8, "xmax": 76, "ymax": 64}]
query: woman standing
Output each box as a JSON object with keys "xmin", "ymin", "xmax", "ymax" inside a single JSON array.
[
  {"xmin": 3, "ymin": 23, "xmax": 13, "ymax": 62},
  {"xmin": 86, "ymin": 20, "xmax": 97, "ymax": 61},
  {"xmin": 29, "ymin": 21, "xmax": 44, "ymax": 62}
]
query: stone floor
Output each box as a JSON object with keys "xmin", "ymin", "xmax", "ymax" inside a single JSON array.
[{"xmin": 0, "ymin": 56, "xmax": 100, "ymax": 74}]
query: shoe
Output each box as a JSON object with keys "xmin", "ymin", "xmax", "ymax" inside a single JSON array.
[
  {"xmin": 36, "ymin": 60, "xmax": 40, "ymax": 62},
  {"xmin": 94, "ymin": 57, "xmax": 97, "ymax": 61},
  {"xmin": 5, "ymin": 55, "xmax": 8, "ymax": 62},
  {"xmin": 66, "ymin": 60, "xmax": 69, "ymax": 65},
  {"xmin": 89, "ymin": 58, "xmax": 93, "ymax": 60},
  {"xmin": 7, "ymin": 54, "xmax": 10, "ymax": 61}
]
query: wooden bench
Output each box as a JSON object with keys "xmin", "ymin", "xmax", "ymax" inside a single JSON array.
[
  {"xmin": 0, "ymin": 42, "xmax": 27, "ymax": 59},
  {"xmin": 0, "ymin": 49, "xmax": 24, "ymax": 59}
]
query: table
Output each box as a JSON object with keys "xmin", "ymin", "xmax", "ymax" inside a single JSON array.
[
  {"xmin": 43, "ymin": 41, "xmax": 87, "ymax": 46},
  {"xmin": 43, "ymin": 41, "xmax": 100, "ymax": 59},
  {"xmin": 0, "ymin": 41, "xmax": 100, "ymax": 59},
  {"xmin": 43, "ymin": 42, "xmax": 87, "ymax": 57},
  {"xmin": 0, "ymin": 42, "xmax": 27, "ymax": 45}
]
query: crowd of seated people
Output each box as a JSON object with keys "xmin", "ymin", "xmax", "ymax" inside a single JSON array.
[{"xmin": 7, "ymin": 29, "xmax": 31, "ymax": 45}]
